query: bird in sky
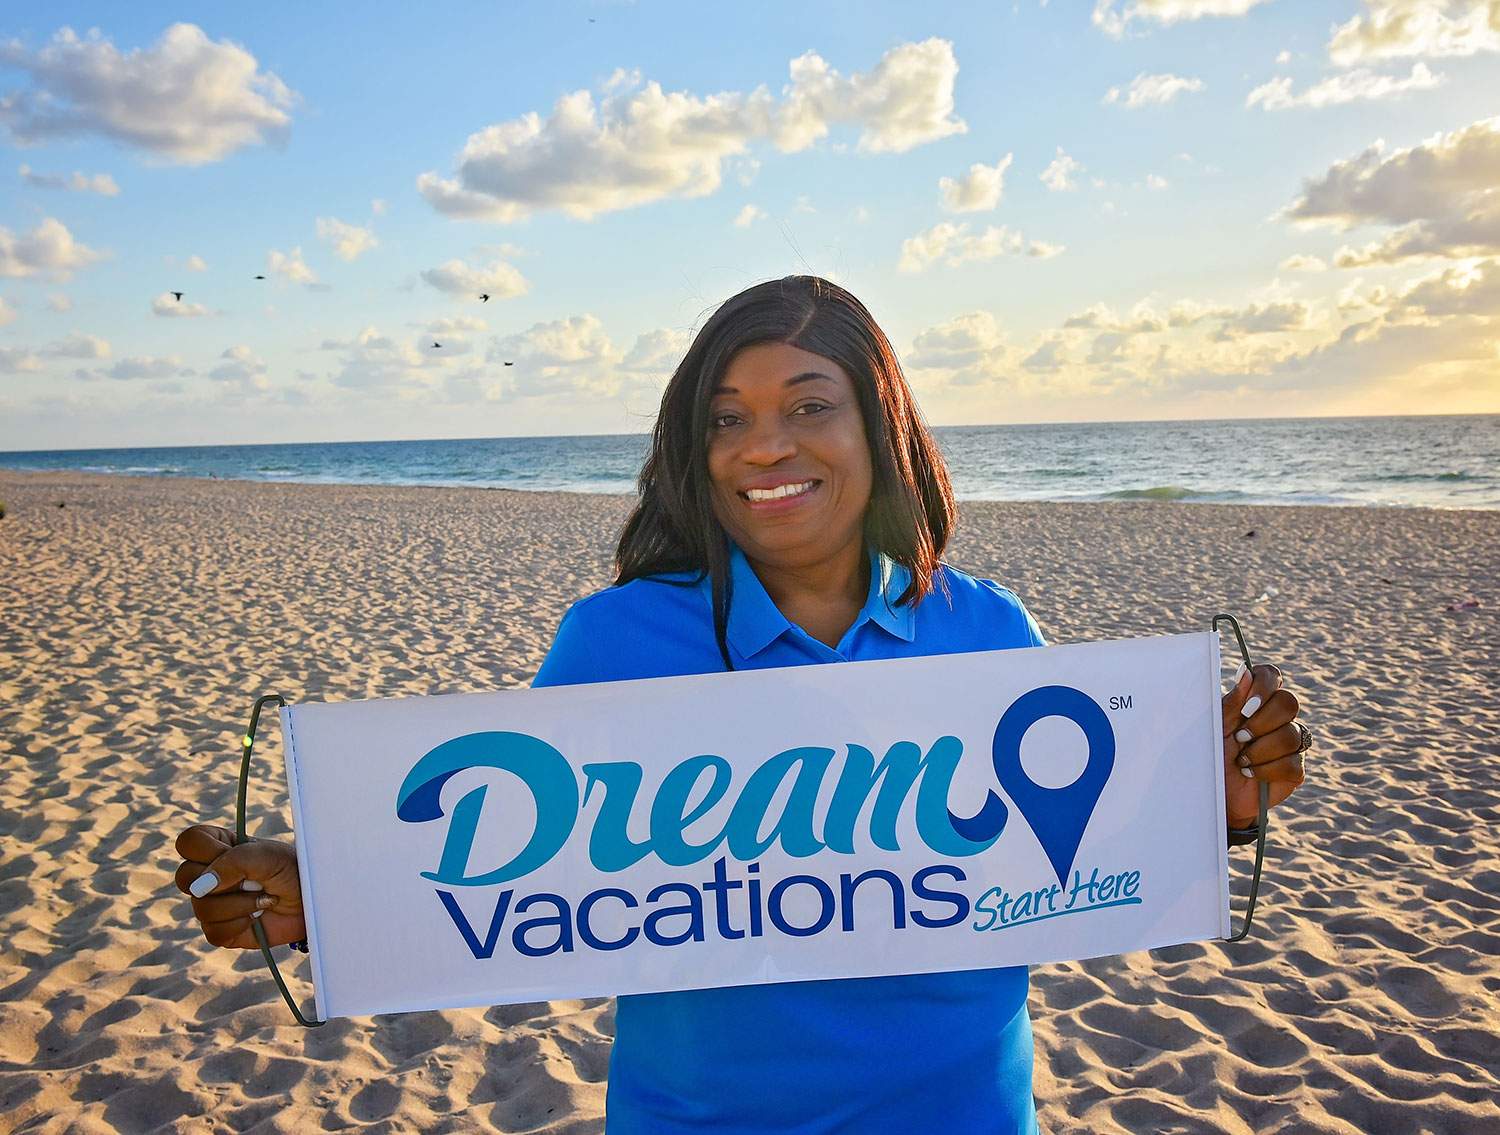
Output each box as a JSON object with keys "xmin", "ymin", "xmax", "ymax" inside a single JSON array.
[
  {"xmin": 254, "ymin": 275, "xmax": 265, "ymax": 280},
  {"xmin": 171, "ymin": 291, "xmax": 183, "ymax": 301},
  {"xmin": 432, "ymin": 341, "xmax": 442, "ymax": 349},
  {"xmin": 479, "ymin": 293, "xmax": 490, "ymax": 302},
  {"xmin": 503, "ymin": 361, "xmax": 514, "ymax": 366}
]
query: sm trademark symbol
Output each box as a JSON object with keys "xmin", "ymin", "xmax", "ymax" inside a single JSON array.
[{"xmin": 1108, "ymin": 694, "xmax": 1134, "ymax": 711}]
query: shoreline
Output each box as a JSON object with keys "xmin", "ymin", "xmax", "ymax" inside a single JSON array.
[{"xmin": 2, "ymin": 467, "xmax": 1496, "ymax": 516}]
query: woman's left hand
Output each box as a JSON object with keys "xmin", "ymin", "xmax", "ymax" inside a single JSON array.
[{"xmin": 1222, "ymin": 663, "xmax": 1307, "ymax": 828}]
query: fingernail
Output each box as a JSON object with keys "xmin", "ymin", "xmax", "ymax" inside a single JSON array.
[
  {"xmin": 256, "ymin": 894, "xmax": 277, "ymax": 909},
  {"xmin": 1240, "ymin": 766, "xmax": 1254, "ymax": 778},
  {"xmin": 250, "ymin": 909, "xmax": 262, "ymax": 920},
  {"xmin": 1235, "ymin": 728, "xmax": 1253, "ymax": 744},
  {"xmin": 1236, "ymin": 754, "xmax": 1250, "ymax": 767},
  {"xmin": 241, "ymin": 880, "xmax": 263, "ymax": 893},
  {"xmin": 1242, "ymin": 695, "xmax": 1262, "ymax": 717},
  {"xmin": 1233, "ymin": 664, "xmax": 1248, "ymax": 686},
  {"xmin": 189, "ymin": 872, "xmax": 219, "ymax": 898}
]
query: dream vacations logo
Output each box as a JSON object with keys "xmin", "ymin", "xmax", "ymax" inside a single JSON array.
[{"xmin": 394, "ymin": 684, "xmax": 1132, "ymax": 960}]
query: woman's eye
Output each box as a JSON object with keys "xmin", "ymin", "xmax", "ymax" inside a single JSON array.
[
  {"xmin": 796, "ymin": 402, "xmax": 831, "ymax": 416},
  {"xmin": 710, "ymin": 414, "xmax": 739, "ymax": 429}
]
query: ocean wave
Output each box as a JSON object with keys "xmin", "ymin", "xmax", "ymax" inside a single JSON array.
[
  {"xmin": 1369, "ymin": 471, "xmax": 1480, "ymax": 483},
  {"xmin": 1103, "ymin": 485, "xmax": 1207, "ymax": 501}
]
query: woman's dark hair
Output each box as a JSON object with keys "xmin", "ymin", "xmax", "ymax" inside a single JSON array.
[{"xmin": 614, "ymin": 274, "xmax": 956, "ymax": 670}]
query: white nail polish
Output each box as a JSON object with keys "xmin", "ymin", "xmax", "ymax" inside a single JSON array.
[
  {"xmin": 240, "ymin": 880, "xmax": 263, "ymax": 892},
  {"xmin": 1235, "ymin": 728, "xmax": 1253, "ymax": 744},
  {"xmin": 1240, "ymin": 767, "xmax": 1254, "ymax": 778},
  {"xmin": 1242, "ymin": 695, "xmax": 1262, "ymax": 718},
  {"xmin": 1233, "ymin": 664, "xmax": 1248, "ymax": 686},
  {"xmin": 189, "ymin": 871, "xmax": 219, "ymax": 898},
  {"xmin": 250, "ymin": 909, "xmax": 262, "ymax": 919}
]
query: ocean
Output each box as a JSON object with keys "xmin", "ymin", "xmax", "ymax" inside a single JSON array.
[{"xmin": 2, "ymin": 415, "xmax": 1496, "ymax": 510}]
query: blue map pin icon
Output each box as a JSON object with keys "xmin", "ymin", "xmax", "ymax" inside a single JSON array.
[{"xmin": 990, "ymin": 685, "xmax": 1115, "ymax": 888}]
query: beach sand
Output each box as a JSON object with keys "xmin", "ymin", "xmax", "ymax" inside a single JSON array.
[{"xmin": 1, "ymin": 469, "xmax": 1496, "ymax": 1134}]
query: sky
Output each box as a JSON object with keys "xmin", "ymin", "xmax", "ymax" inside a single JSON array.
[{"xmin": 1, "ymin": 0, "xmax": 1498, "ymax": 451}]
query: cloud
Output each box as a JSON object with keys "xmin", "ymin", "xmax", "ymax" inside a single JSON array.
[
  {"xmin": 907, "ymin": 311, "xmax": 1013, "ymax": 374},
  {"xmin": 0, "ymin": 346, "xmax": 41, "ymax": 373},
  {"xmin": 42, "ymin": 332, "xmax": 110, "ymax": 358},
  {"xmin": 267, "ymin": 246, "xmax": 318, "ymax": 285},
  {"xmin": 418, "ymin": 39, "xmax": 966, "ymax": 222},
  {"xmin": 425, "ymin": 316, "xmax": 487, "ymax": 334},
  {"xmin": 939, "ymin": 154, "xmax": 1012, "ymax": 212},
  {"xmin": 1040, "ymin": 147, "xmax": 1084, "ymax": 191},
  {"xmin": 487, "ymin": 314, "xmax": 624, "ymax": 397},
  {"xmin": 1246, "ymin": 61, "xmax": 1444, "ymax": 110},
  {"xmin": 102, "ymin": 355, "xmax": 190, "ymax": 380},
  {"xmin": 419, "ymin": 257, "xmax": 528, "ymax": 298},
  {"xmin": 316, "ymin": 216, "xmax": 378, "ymax": 261},
  {"xmin": 898, "ymin": 222, "xmax": 1063, "ymax": 272},
  {"xmin": 0, "ymin": 296, "xmax": 14, "ymax": 326},
  {"xmin": 621, "ymin": 327, "xmax": 692, "ymax": 374},
  {"xmin": 733, "ymin": 204, "xmax": 767, "ymax": 228},
  {"xmin": 18, "ymin": 164, "xmax": 119, "ymax": 195},
  {"xmin": 1103, "ymin": 72, "xmax": 1206, "ymax": 108},
  {"xmin": 1282, "ymin": 115, "xmax": 1500, "ymax": 263},
  {"xmin": 47, "ymin": 293, "xmax": 71, "ymax": 312},
  {"xmin": 0, "ymin": 217, "xmax": 106, "ymax": 280},
  {"xmin": 1146, "ymin": 173, "xmax": 1169, "ymax": 190},
  {"xmin": 1212, "ymin": 300, "xmax": 1311, "ymax": 339},
  {"xmin": 0, "ymin": 24, "xmax": 295, "ymax": 164},
  {"xmin": 1328, "ymin": 1, "xmax": 1500, "ymax": 66},
  {"xmin": 1280, "ymin": 254, "xmax": 1329, "ymax": 271},
  {"xmin": 1092, "ymin": 0, "xmax": 1272, "ymax": 38},
  {"xmin": 151, "ymin": 292, "xmax": 211, "ymax": 317},
  {"xmin": 208, "ymin": 345, "xmax": 269, "ymax": 391}
]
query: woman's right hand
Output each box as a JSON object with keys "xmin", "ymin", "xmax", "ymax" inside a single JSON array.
[{"xmin": 174, "ymin": 824, "xmax": 306, "ymax": 949}]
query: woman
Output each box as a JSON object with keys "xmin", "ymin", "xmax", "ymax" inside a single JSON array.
[{"xmin": 175, "ymin": 275, "xmax": 1307, "ymax": 1134}]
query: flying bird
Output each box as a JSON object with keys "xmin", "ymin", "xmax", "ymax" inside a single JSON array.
[
  {"xmin": 254, "ymin": 274, "xmax": 265, "ymax": 280},
  {"xmin": 432, "ymin": 341, "xmax": 442, "ymax": 349},
  {"xmin": 479, "ymin": 293, "xmax": 490, "ymax": 302},
  {"xmin": 503, "ymin": 361, "xmax": 514, "ymax": 366},
  {"xmin": 171, "ymin": 291, "xmax": 183, "ymax": 301}
]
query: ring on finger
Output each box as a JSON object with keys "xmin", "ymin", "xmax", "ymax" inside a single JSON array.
[{"xmin": 1294, "ymin": 721, "xmax": 1313, "ymax": 755}]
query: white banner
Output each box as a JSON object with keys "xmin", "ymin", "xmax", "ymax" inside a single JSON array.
[{"xmin": 279, "ymin": 631, "xmax": 1230, "ymax": 1020}]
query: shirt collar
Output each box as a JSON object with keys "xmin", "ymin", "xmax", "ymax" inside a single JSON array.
[{"xmin": 706, "ymin": 538, "xmax": 917, "ymax": 660}]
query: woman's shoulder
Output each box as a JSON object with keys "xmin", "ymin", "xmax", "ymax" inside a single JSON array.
[
  {"xmin": 561, "ymin": 569, "xmax": 706, "ymax": 628},
  {"xmin": 928, "ymin": 561, "xmax": 1046, "ymax": 648}
]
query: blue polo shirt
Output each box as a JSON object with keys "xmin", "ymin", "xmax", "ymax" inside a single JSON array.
[{"xmin": 532, "ymin": 538, "xmax": 1046, "ymax": 1135}]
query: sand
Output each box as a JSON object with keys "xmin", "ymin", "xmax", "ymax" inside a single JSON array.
[{"xmin": 0, "ymin": 469, "xmax": 1496, "ymax": 1134}]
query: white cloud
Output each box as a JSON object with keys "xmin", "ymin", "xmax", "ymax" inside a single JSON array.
[
  {"xmin": 316, "ymin": 216, "xmax": 378, "ymax": 261},
  {"xmin": 1146, "ymin": 173, "xmax": 1170, "ymax": 190},
  {"xmin": 939, "ymin": 154, "xmax": 1013, "ymax": 212},
  {"xmin": 103, "ymin": 355, "xmax": 190, "ymax": 380},
  {"xmin": 1328, "ymin": 1, "xmax": 1500, "ymax": 66},
  {"xmin": 1283, "ymin": 115, "xmax": 1500, "ymax": 263},
  {"xmin": 419, "ymin": 257, "xmax": 528, "ymax": 298},
  {"xmin": 425, "ymin": 316, "xmax": 488, "ymax": 334},
  {"xmin": 1276, "ymin": 49, "xmax": 1293, "ymax": 64},
  {"xmin": 621, "ymin": 327, "xmax": 692, "ymax": 373},
  {"xmin": 487, "ymin": 314, "xmax": 623, "ymax": 397},
  {"xmin": 208, "ymin": 345, "xmax": 270, "ymax": 390},
  {"xmin": 47, "ymin": 293, "xmax": 71, "ymax": 312},
  {"xmin": 267, "ymin": 246, "xmax": 318, "ymax": 285},
  {"xmin": 18, "ymin": 164, "xmax": 120, "ymax": 195},
  {"xmin": 1041, "ymin": 147, "xmax": 1085, "ymax": 191},
  {"xmin": 0, "ymin": 347, "xmax": 41, "ymax": 373},
  {"xmin": 0, "ymin": 296, "xmax": 14, "ymax": 326},
  {"xmin": 43, "ymin": 332, "xmax": 110, "ymax": 358},
  {"xmin": 185, "ymin": 255, "xmax": 207, "ymax": 272},
  {"xmin": 0, "ymin": 24, "xmax": 295, "ymax": 164},
  {"xmin": 899, "ymin": 222, "xmax": 1063, "ymax": 272},
  {"xmin": 1092, "ymin": 0, "xmax": 1272, "ymax": 38},
  {"xmin": 1213, "ymin": 300, "xmax": 1311, "ymax": 339},
  {"xmin": 1280, "ymin": 254, "xmax": 1329, "ymax": 271},
  {"xmin": 1103, "ymin": 72, "xmax": 1205, "ymax": 108},
  {"xmin": 419, "ymin": 39, "xmax": 966, "ymax": 222},
  {"xmin": 733, "ymin": 204, "xmax": 767, "ymax": 228},
  {"xmin": 151, "ymin": 292, "xmax": 211, "ymax": 318},
  {"xmin": 1247, "ymin": 62, "xmax": 1445, "ymax": 110},
  {"xmin": 0, "ymin": 217, "xmax": 106, "ymax": 280}
]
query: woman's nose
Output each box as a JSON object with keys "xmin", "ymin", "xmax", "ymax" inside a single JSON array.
[{"xmin": 739, "ymin": 415, "xmax": 797, "ymax": 463}]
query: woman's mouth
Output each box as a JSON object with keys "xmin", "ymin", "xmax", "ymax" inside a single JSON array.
[{"xmin": 739, "ymin": 479, "xmax": 821, "ymax": 513}]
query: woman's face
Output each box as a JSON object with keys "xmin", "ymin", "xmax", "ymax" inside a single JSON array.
[{"xmin": 706, "ymin": 342, "xmax": 874, "ymax": 567}]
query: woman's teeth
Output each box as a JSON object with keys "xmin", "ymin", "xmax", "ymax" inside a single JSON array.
[{"xmin": 745, "ymin": 480, "xmax": 816, "ymax": 502}]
